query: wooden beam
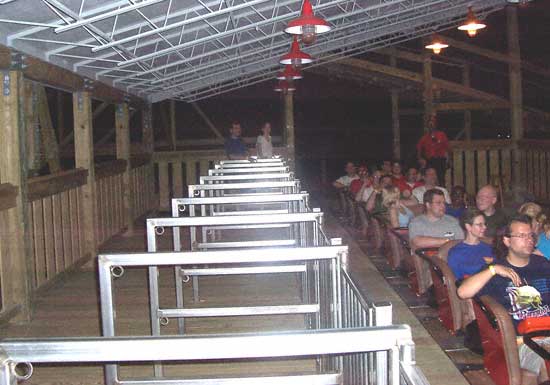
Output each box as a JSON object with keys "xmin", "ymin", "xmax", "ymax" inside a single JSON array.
[
  {"xmin": 284, "ymin": 92, "xmax": 295, "ymax": 163},
  {"xmin": 115, "ymin": 103, "xmax": 133, "ymax": 234},
  {"xmin": 0, "ymin": 70, "xmax": 32, "ymax": 321},
  {"xmin": 443, "ymin": 36, "xmax": 511, "ymax": 63},
  {"xmin": 23, "ymin": 80, "xmax": 40, "ymax": 175},
  {"xmin": 36, "ymin": 85, "xmax": 61, "ymax": 172},
  {"xmin": 435, "ymin": 101, "xmax": 509, "ymax": 111},
  {"xmin": 191, "ymin": 102, "xmax": 224, "ymax": 139},
  {"xmin": 92, "ymin": 101, "xmax": 110, "ymax": 119},
  {"xmin": 73, "ymin": 90, "xmax": 97, "ymax": 258},
  {"xmin": 507, "ymin": 6, "xmax": 523, "ymax": 187},
  {"xmin": 142, "ymin": 103, "xmax": 154, "ymax": 153},
  {"xmin": 170, "ymin": 99, "xmax": 177, "ymax": 151},
  {"xmin": 95, "ymin": 128, "xmax": 115, "ymax": 147},
  {"xmin": 422, "ymin": 45, "xmax": 434, "ymax": 133},
  {"xmin": 56, "ymin": 90, "xmax": 65, "ymax": 141}
]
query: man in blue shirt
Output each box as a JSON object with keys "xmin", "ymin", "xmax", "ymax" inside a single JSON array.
[
  {"xmin": 458, "ymin": 215, "xmax": 550, "ymax": 383},
  {"xmin": 224, "ymin": 121, "xmax": 248, "ymax": 160}
]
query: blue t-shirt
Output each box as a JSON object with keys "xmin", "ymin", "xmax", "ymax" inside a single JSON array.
[
  {"xmin": 448, "ymin": 241, "xmax": 494, "ymax": 279},
  {"xmin": 478, "ymin": 255, "xmax": 550, "ymax": 332},
  {"xmin": 536, "ymin": 233, "xmax": 550, "ymax": 260},
  {"xmin": 445, "ymin": 204, "xmax": 466, "ymax": 219},
  {"xmin": 224, "ymin": 137, "xmax": 247, "ymax": 157}
]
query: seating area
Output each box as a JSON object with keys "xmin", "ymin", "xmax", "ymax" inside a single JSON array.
[{"xmin": 0, "ymin": 157, "xmax": 435, "ymax": 385}]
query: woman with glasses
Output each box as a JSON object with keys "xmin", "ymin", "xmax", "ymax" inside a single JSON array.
[{"xmin": 447, "ymin": 207, "xmax": 495, "ymax": 279}]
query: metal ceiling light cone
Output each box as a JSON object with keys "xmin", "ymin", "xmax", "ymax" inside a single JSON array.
[
  {"xmin": 425, "ymin": 35, "xmax": 449, "ymax": 54},
  {"xmin": 458, "ymin": 6, "xmax": 486, "ymax": 37},
  {"xmin": 276, "ymin": 65, "xmax": 303, "ymax": 81},
  {"xmin": 280, "ymin": 36, "xmax": 313, "ymax": 67},
  {"xmin": 285, "ymin": 0, "xmax": 331, "ymax": 45},
  {"xmin": 274, "ymin": 80, "xmax": 296, "ymax": 93}
]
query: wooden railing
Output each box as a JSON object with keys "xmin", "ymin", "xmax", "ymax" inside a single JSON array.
[
  {"xmin": 95, "ymin": 160, "xmax": 126, "ymax": 245},
  {"xmin": 445, "ymin": 140, "xmax": 515, "ymax": 197},
  {"xmin": 131, "ymin": 156, "xmax": 157, "ymax": 219},
  {"xmin": 152, "ymin": 147, "xmax": 289, "ymax": 210},
  {"xmin": 518, "ymin": 139, "xmax": 550, "ymax": 204},
  {"xmin": 27, "ymin": 169, "xmax": 87, "ymax": 291},
  {"xmin": 0, "ymin": 183, "xmax": 19, "ymax": 313}
]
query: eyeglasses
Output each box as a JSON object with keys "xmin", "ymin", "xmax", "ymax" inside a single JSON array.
[{"xmin": 509, "ymin": 233, "xmax": 537, "ymax": 240}]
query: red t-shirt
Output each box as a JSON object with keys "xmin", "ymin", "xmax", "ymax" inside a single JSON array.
[
  {"xmin": 393, "ymin": 177, "xmax": 423, "ymax": 193},
  {"xmin": 350, "ymin": 179, "xmax": 371, "ymax": 195},
  {"xmin": 417, "ymin": 130, "xmax": 449, "ymax": 159}
]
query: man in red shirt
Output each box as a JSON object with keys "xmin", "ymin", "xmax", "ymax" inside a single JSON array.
[{"xmin": 417, "ymin": 114, "xmax": 449, "ymax": 185}]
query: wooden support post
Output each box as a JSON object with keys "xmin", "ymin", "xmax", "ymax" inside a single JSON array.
[
  {"xmin": 191, "ymin": 102, "xmax": 224, "ymax": 139},
  {"xmin": 23, "ymin": 81, "xmax": 40, "ymax": 176},
  {"xmin": 391, "ymin": 89, "xmax": 400, "ymax": 160},
  {"xmin": 116, "ymin": 102, "xmax": 133, "ymax": 235},
  {"xmin": 0, "ymin": 70, "xmax": 32, "ymax": 321},
  {"xmin": 170, "ymin": 99, "xmax": 177, "ymax": 151},
  {"xmin": 284, "ymin": 92, "xmax": 295, "ymax": 164},
  {"xmin": 389, "ymin": 54, "xmax": 400, "ymax": 160},
  {"xmin": 507, "ymin": 6, "xmax": 524, "ymax": 186},
  {"xmin": 142, "ymin": 103, "xmax": 154, "ymax": 154},
  {"xmin": 73, "ymin": 90, "xmax": 97, "ymax": 258},
  {"xmin": 422, "ymin": 45, "xmax": 434, "ymax": 133},
  {"xmin": 463, "ymin": 65, "xmax": 472, "ymax": 141}
]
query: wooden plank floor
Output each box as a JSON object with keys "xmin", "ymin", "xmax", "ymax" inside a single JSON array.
[{"xmin": 0, "ymin": 218, "xmax": 315, "ymax": 384}]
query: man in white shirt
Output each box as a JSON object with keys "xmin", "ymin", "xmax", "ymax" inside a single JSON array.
[
  {"xmin": 333, "ymin": 162, "xmax": 359, "ymax": 189},
  {"xmin": 412, "ymin": 167, "xmax": 450, "ymax": 204}
]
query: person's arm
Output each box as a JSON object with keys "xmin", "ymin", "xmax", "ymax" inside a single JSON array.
[
  {"xmin": 366, "ymin": 189, "xmax": 380, "ymax": 212},
  {"xmin": 457, "ymin": 264, "xmax": 522, "ymax": 299},
  {"xmin": 411, "ymin": 236, "xmax": 451, "ymax": 250},
  {"xmin": 355, "ymin": 183, "xmax": 367, "ymax": 202},
  {"xmin": 256, "ymin": 137, "xmax": 263, "ymax": 158},
  {"xmin": 389, "ymin": 205, "xmax": 399, "ymax": 228}
]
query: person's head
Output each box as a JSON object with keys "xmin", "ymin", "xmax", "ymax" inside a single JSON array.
[
  {"xmin": 451, "ymin": 186, "xmax": 466, "ymax": 208},
  {"xmin": 460, "ymin": 207, "xmax": 487, "ymax": 239},
  {"xmin": 518, "ymin": 202, "xmax": 542, "ymax": 219},
  {"xmin": 423, "ymin": 167, "xmax": 438, "ymax": 186},
  {"xmin": 503, "ymin": 214, "xmax": 536, "ymax": 261},
  {"xmin": 391, "ymin": 161, "xmax": 402, "ymax": 176},
  {"xmin": 426, "ymin": 113, "xmax": 437, "ymax": 131},
  {"xmin": 380, "ymin": 174, "xmax": 393, "ymax": 189},
  {"xmin": 534, "ymin": 212, "xmax": 548, "ymax": 235},
  {"xmin": 344, "ymin": 162, "xmax": 356, "ymax": 176},
  {"xmin": 357, "ymin": 164, "xmax": 369, "ymax": 180},
  {"xmin": 381, "ymin": 160, "xmax": 392, "ymax": 174},
  {"xmin": 372, "ymin": 170, "xmax": 382, "ymax": 185},
  {"xmin": 230, "ymin": 121, "xmax": 242, "ymax": 137},
  {"xmin": 424, "ymin": 188, "xmax": 446, "ymax": 218},
  {"xmin": 382, "ymin": 186, "xmax": 401, "ymax": 208},
  {"xmin": 261, "ymin": 122, "xmax": 271, "ymax": 136},
  {"xmin": 418, "ymin": 157, "xmax": 427, "ymax": 169},
  {"xmin": 406, "ymin": 167, "xmax": 418, "ymax": 183},
  {"xmin": 476, "ymin": 185, "xmax": 498, "ymax": 214}
]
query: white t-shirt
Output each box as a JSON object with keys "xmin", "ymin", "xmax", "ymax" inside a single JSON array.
[
  {"xmin": 356, "ymin": 186, "xmax": 374, "ymax": 203},
  {"xmin": 256, "ymin": 135, "xmax": 273, "ymax": 158},
  {"xmin": 412, "ymin": 185, "xmax": 451, "ymax": 204},
  {"xmin": 335, "ymin": 175, "xmax": 359, "ymax": 188}
]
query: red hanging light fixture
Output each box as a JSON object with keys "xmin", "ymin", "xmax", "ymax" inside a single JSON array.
[
  {"xmin": 285, "ymin": 0, "xmax": 331, "ymax": 45},
  {"xmin": 276, "ymin": 65, "xmax": 303, "ymax": 81},
  {"xmin": 280, "ymin": 36, "xmax": 313, "ymax": 67},
  {"xmin": 425, "ymin": 35, "xmax": 449, "ymax": 54},
  {"xmin": 457, "ymin": 6, "xmax": 486, "ymax": 37},
  {"xmin": 274, "ymin": 80, "xmax": 296, "ymax": 93}
]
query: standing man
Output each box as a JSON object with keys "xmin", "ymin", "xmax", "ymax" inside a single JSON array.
[
  {"xmin": 417, "ymin": 113, "xmax": 449, "ymax": 185},
  {"xmin": 225, "ymin": 121, "xmax": 248, "ymax": 160}
]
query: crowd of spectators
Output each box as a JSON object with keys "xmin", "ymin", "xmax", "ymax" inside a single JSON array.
[{"xmin": 331, "ymin": 157, "xmax": 550, "ymax": 385}]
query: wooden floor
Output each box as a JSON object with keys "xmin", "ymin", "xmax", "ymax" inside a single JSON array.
[{"xmin": 0, "ymin": 217, "xmax": 314, "ymax": 384}]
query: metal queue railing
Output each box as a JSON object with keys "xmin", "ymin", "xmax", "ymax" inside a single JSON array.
[
  {"xmin": 199, "ymin": 172, "xmax": 294, "ymax": 184},
  {"xmin": 0, "ymin": 158, "xmax": 431, "ymax": 385},
  {"xmin": 98, "ymin": 245, "xmax": 345, "ymax": 383},
  {"xmin": 187, "ymin": 180, "xmax": 301, "ymax": 198},
  {"xmin": 148, "ymin": 212, "xmax": 324, "ymax": 304},
  {"xmin": 0, "ymin": 327, "xmax": 425, "ymax": 385},
  {"xmin": 208, "ymin": 165, "xmax": 289, "ymax": 175}
]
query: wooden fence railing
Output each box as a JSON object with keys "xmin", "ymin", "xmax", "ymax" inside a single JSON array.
[
  {"xmin": 95, "ymin": 160, "xmax": 126, "ymax": 246},
  {"xmin": 518, "ymin": 139, "xmax": 550, "ymax": 204},
  {"xmin": 27, "ymin": 169, "xmax": 87, "ymax": 291},
  {"xmin": 0, "ymin": 183, "xmax": 19, "ymax": 313},
  {"xmin": 131, "ymin": 157, "xmax": 157, "ymax": 219},
  {"xmin": 445, "ymin": 140, "xmax": 515, "ymax": 197},
  {"xmin": 152, "ymin": 147, "xmax": 289, "ymax": 210}
]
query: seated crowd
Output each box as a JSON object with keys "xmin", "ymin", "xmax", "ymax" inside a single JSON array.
[{"xmin": 332, "ymin": 160, "xmax": 550, "ymax": 385}]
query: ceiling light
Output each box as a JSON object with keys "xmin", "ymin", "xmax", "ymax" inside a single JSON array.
[
  {"xmin": 458, "ymin": 7, "xmax": 486, "ymax": 37},
  {"xmin": 284, "ymin": 0, "xmax": 331, "ymax": 45},
  {"xmin": 276, "ymin": 65, "xmax": 303, "ymax": 81},
  {"xmin": 280, "ymin": 37, "xmax": 313, "ymax": 67},
  {"xmin": 425, "ymin": 35, "xmax": 449, "ymax": 54}
]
